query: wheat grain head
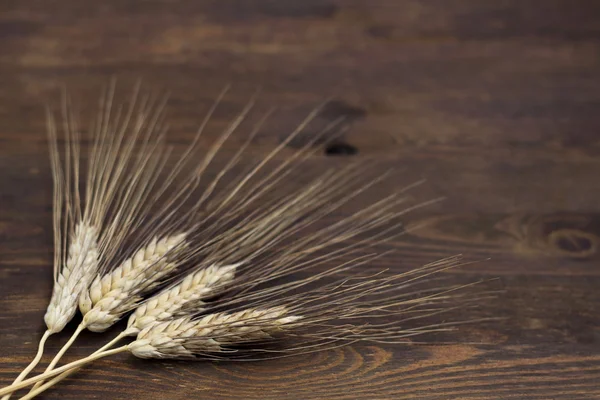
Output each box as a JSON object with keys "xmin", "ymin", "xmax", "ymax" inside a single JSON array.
[
  {"xmin": 128, "ymin": 307, "xmax": 301, "ymax": 359},
  {"xmin": 44, "ymin": 81, "xmax": 173, "ymax": 331},
  {"xmin": 44, "ymin": 223, "xmax": 99, "ymax": 333},
  {"xmin": 124, "ymin": 263, "xmax": 238, "ymax": 335},
  {"xmin": 79, "ymin": 234, "xmax": 187, "ymax": 332}
]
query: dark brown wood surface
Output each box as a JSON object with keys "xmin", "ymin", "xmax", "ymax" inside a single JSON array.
[{"xmin": 1, "ymin": 1, "xmax": 600, "ymax": 399}]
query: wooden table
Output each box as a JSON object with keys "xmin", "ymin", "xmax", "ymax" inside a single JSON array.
[{"xmin": 1, "ymin": 1, "xmax": 599, "ymax": 399}]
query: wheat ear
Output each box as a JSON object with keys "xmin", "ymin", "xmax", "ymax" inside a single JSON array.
[
  {"xmin": 128, "ymin": 307, "xmax": 301, "ymax": 359},
  {"xmin": 21, "ymin": 83, "xmax": 181, "ymax": 396},
  {"xmin": 4, "ymin": 224, "xmax": 98, "ymax": 399},
  {"xmin": 1, "ymin": 91, "xmax": 492, "ymax": 398},
  {"xmin": 39, "ymin": 81, "xmax": 171, "ymax": 336},
  {"xmin": 5, "ymin": 253, "xmax": 488, "ymax": 396},
  {"xmin": 125, "ymin": 263, "xmax": 238, "ymax": 335},
  {"xmin": 1, "ymin": 96, "xmax": 100, "ymax": 400},
  {"xmin": 44, "ymin": 223, "xmax": 100, "ymax": 332},
  {"xmin": 80, "ymin": 234, "xmax": 188, "ymax": 331}
]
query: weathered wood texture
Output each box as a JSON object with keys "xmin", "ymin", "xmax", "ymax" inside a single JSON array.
[{"xmin": 1, "ymin": 1, "xmax": 600, "ymax": 399}]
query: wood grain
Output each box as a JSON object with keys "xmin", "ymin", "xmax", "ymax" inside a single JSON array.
[{"xmin": 1, "ymin": 0, "xmax": 599, "ymax": 399}]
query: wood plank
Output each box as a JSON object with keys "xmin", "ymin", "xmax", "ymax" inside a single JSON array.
[{"xmin": 1, "ymin": 0, "xmax": 599, "ymax": 398}]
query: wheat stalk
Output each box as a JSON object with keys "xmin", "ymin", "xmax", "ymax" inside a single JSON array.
[{"xmin": 0, "ymin": 348, "xmax": 128, "ymax": 398}]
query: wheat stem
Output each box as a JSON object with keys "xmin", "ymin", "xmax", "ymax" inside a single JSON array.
[
  {"xmin": 96, "ymin": 331, "xmax": 129, "ymax": 353},
  {"xmin": 20, "ymin": 332, "xmax": 129, "ymax": 400},
  {"xmin": 27, "ymin": 324, "xmax": 85, "ymax": 393},
  {"xmin": 0, "ymin": 346, "xmax": 127, "ymax": 397},
  {"xmin": 0, "ymin": 331, "xmax": 52, "ymax": 400}
]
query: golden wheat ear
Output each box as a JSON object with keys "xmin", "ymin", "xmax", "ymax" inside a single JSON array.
[
  {"xmin": 45, "ymin": 81, "xmax": 174, "ymax": 335},
  {"xmin": 3, "ymin": 81, "xmax": 178, "ymax": 398},
  {"xmin": 1, "ymin": 89, "xmax": 94, "ymax": 400}
]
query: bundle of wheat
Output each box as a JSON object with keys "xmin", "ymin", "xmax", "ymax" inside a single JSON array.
[{"xmin": 0, "ymin": 83, "xmax": 488, "ymax": 399}]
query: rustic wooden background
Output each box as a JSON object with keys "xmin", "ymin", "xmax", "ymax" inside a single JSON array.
[{"xmin": 1, "ymin": 1, "xmax": 600, "ymax": 399}]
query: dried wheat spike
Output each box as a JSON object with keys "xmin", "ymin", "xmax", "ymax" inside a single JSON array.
[
  {"xmin": 2, "ymin": 83, "xmax": 176, "ymax": 400},
  {"xmin": 125, "ymin": 264, "xmax": 238, "ymax": 336},
  {"xmin": 79, "ymin": 234, "xmax": 187, "ymax": 332},
  {"xmin": 44, "ymin": 223, "xmax": 99, "ymax": 333},
  {"xmin": 128, "ymin": 307, "xmax": 301, "ymax": 359}
]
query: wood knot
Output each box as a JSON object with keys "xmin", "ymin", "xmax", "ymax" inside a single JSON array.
[
  {"xmin": 547, "ymin": 229, "xmax": 597, "ymax": 259},
  {"xmin": 512, "ymin": 214, "xmax": 600, "ymax": 259},
  {"xmin": 494, "ymin": 213, "xmax": 600, "ymax": 260},
  {"xmin": 325, "ymin": 142, "xmax": 358, "ymax": 156},
  {"xmin": 284, "ymin": 100, "xmax": 366, "ymax": 152}
]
